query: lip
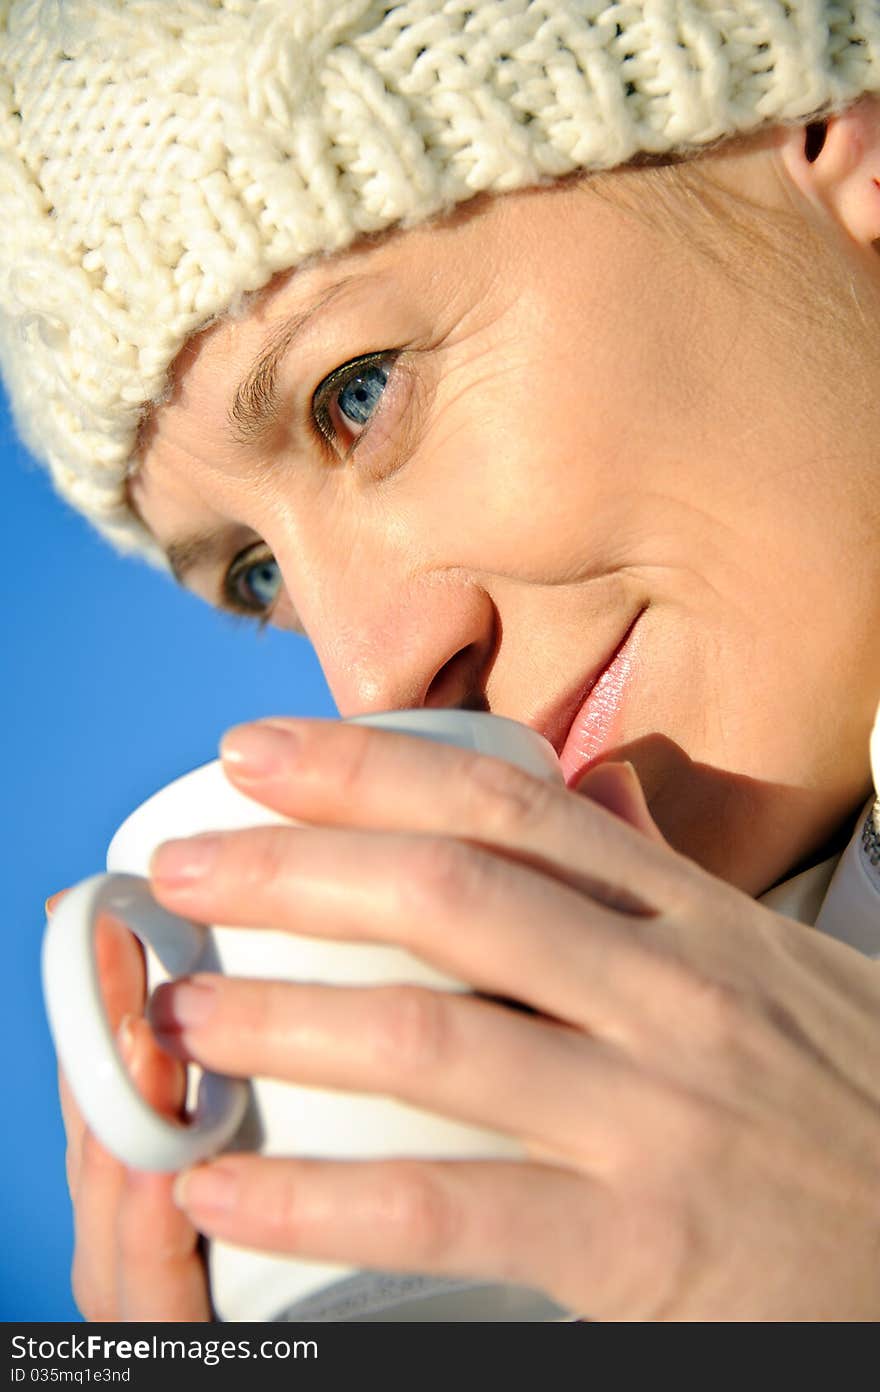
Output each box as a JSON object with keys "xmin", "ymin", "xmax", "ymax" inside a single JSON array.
[{"xmin": 532, "ymin": 610, "xmax": 645, "ymax": 788}]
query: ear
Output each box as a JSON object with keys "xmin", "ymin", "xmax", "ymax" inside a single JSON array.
[{"xmin": 776, "ymin": 94, "xmax": 880, "ymax": 246}]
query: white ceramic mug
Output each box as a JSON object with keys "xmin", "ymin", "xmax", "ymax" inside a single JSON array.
[{"xmin": 43, "ymin": 709, "xmax": 571, "ymax": 1322}]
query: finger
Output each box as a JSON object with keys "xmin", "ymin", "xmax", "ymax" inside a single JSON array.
[
  {"xmin": 59, "ymin": 1067, "xmax": 85, "ymax": 1198},
  {"xmin": 117, "ymin": 1169, "xmax": 211, "ymax": 1321},
  {"xmin": 72, "ymin": 1014, "xmax": 196, "ymax": 1322},
  {"xmin": 71, "ymin": 1016, "xmax": 140, "ymax": 1321},
  {"xmin": 172, "ymin": 1154, "xmax": 639, "ymax": 1321},
  {"xmin": 45, "ymin": 889, "xmax": 70, "ymax": 917},
  {"xmin": 59, "ymin": 910, "xmax": 147, "ymax": 1200},
  {"xmin": 149, "ymin": 825, "xmax": 675, "ymax": 1034},
  {"xmin": 148, "ymin": 975, "xmax": 665, "ymax": 1165},
  {"xmin": 572, "ymin": 762, "xmax": 667, "ymax": 845},
  {"xmin": 217, "ymin": 718, "xmax": 694, "ymax": 913},
  {"xmin": 49, "ymin": 890, "xmax": 206, "ymax": 1321},
  {"xmin": 46, "ymin": 887, "xmax": 147, "ymax": 1027},
  {"xmin": 50, "ymin": 892, "xmax": 88, "ymax": 1195},
  {"xmin": 116, "ymin": 1018, "xmax": 210, "ymax": 1321},
  {"xmin": 94, "ymin": 909, "xmax": 147, "ymax": 1031}
]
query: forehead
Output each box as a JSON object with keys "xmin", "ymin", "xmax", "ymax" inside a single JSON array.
[
  {"xmin": 133, "ymin": 256, "xmax": 424, "ymax": 521},
  {"xmin": 129, "ymin": 188, "xmax": 513, "ymax": 484},
  {"xmin": 125, "ymin": 223, "xmax": 442, "ymax": 544},
  {"xmin": 131, "ymin": 262, "xmax": 301, "ymax": 484},
  {"xmin": 125, "ymin": 184, "xmax": 581, "ymax": 544}
]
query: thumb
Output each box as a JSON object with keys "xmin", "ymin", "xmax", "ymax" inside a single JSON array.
[{"xmin": 571, "ymin": 760, "xmax": 667, "ymax": 844}]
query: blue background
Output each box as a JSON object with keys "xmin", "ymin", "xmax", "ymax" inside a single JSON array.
[{"xmin": 1, "ymin": 392, "xmax": 335, "ymax": 1320}]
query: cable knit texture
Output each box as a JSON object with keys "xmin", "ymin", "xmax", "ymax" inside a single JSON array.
[{"xmin": 1, "ymin": 0, "xmax": 878, "ymax": 569}]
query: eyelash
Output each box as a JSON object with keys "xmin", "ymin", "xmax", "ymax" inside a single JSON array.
[
  {"xmin": 222, "ymin": 542, "xmax": 280, "ymax": 633},
  {"xmin": 311, "ymin": 348, "xmax": 402, "ymax": 462},
  {"xmin": 221, "ymin": 349, "xmax": 402, "ymax": 630}
]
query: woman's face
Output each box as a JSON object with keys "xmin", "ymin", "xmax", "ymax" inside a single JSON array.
[{"xmin": 129, "ymin": 138, "xmax": 880, "ymax": 897}]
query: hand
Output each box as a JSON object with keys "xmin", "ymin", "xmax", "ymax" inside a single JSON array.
[
  {"xmin": 145, "ymin": 718, "xmax": 880, "ymax": 1321},
  {"xmin": 49, "ymin": 892, "xmax": 210, "ymax": 1322}
]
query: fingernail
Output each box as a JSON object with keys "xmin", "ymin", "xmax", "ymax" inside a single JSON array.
[
  {"xmin": 173, "ymin": 1164, "xmax": 238, "ymax": 1213},
  {"xmin": 149, "ymin": 978, "xmax": 217, "ymax": 1033},
  {"xmin": 150, "ymin": 834, "xmax": 221, "ymax": 885},
  {"xmin": 220, "ymin": 722, "xmax": 300, "ymax": 780}
]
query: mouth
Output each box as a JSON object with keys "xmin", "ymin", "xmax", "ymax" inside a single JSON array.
[{"xmin": 531, "ymin": 609, "xmax": 646, "ymax": 788}]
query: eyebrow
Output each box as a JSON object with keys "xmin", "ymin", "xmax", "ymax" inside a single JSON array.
[
  {"xmin": 165, "ymin": 526, "xmax": 232, "ymax": 585},
  {"xmin": 225, "ymin": 274, "xmax": 358, "ymax": 451},
  {"xmin": 164, "ymin": 525, "xmax": 307, "ymax": 638},
  {"xmin": 153, "ymin": 274, "xmax": 363, "ymax": 585}
]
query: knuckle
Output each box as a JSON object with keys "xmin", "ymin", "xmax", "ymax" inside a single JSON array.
[
  {"xmin": 380, "ymin": 1162, "xmax": 461, "ymax": 1262},
  {"xmin": 462, "ymin": 754, "xmax": 556, "ymax": 839},
  {"xmin": 115, "ymin": 1203, "xmax": 142, "ymax": 1270},
  {"xmin": 369, "ymin": 985, "xmax": 454, "ymax": 1079},
  {"xmin": 328, "ymin": 724, "xmax": 375, "ymax": 803},
  {"xmin": 651, "ymin": 1092, "xmax": 738, "ymax": 1203},
  {"xmin": 239, "ymin": 826, "xmax": 294, "ymax": 894},
  {"xmin": 633, "ymin": 1201, "xmax": 703, "ymax": 1322},
  {"xmin": 681, "ymin": 973, "xmax": 749, "ymax": 1053},
  {"xmin": 81, "ymin": 1125, "xmax": 119, "ymax": 1178},
  {"xmin": 399, "ymin": 835, "xmax": 489, "ymax": 920},
  {"xmin": 597, "ymin": 1175, "xmax": 708, "ymax": 1321},
  {"xmin": 115, "ymin": 1174, "xmax": 190, "ymax": 1270},
  {"xmin": 643, "ymin": 938, "xmax": 752, "ymax": 1056},
  {"xmin": 669, "ymin": 862, "xmax": 747, "ymax": 936},
  {"xmin": 260, "ymin": 980, "xmax": 293, "ymax": 1044},
  {"xmin": 264, "ymin": 1170, "xmax": 304, "ymax": 1245},
  {"xmin": 673, "ymin": 1095, "xmax": 731, "ymax": 1170}
]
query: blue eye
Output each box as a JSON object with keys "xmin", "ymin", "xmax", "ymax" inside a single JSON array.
[
  {"xmin": 312, "ymin": 350, "xmax": 398, "ymax": 453},
  {"xmin": 226, "ymin": 544, "xmax": 282, "ymax": 619},
  {"xmin": 337, "ymin": 361, "xmax": 389, "ymax": 426}
]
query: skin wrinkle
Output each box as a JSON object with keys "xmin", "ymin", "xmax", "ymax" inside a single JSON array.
[
  {"xmin": 226, "ymin": 277, "xmax": 361, "ymax": 452},
  {"xmin": 129, "ymin": 125, "xmax": 880, "ymax": 899}
]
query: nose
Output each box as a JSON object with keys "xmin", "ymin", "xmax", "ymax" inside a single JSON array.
[{"xmin": 305, "ymin": 571, "xmax": 497, "ymax": 716}]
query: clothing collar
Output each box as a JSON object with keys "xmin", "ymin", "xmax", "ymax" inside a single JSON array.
[
  {"xmin": 757, "ymin": 845, "xmax": 841, "ymax": 926},
  {"xmin": 758, "ymin": 797, "xmax": 880, "ymax": 958}
]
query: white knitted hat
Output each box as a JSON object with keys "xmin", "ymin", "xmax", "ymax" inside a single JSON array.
[{"xmin": 1, "ymin": 0, "xmax": 878, "ymax": 572}]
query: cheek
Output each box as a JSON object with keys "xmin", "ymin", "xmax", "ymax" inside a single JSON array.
[{"xmin": 376, "ymin": 349, "xmax": 668, "ymax": 584}]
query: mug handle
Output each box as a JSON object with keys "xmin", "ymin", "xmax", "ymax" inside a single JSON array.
[{"xmin": 42, "ymin": 872, "xmax": 249, "ymax": 1173}]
